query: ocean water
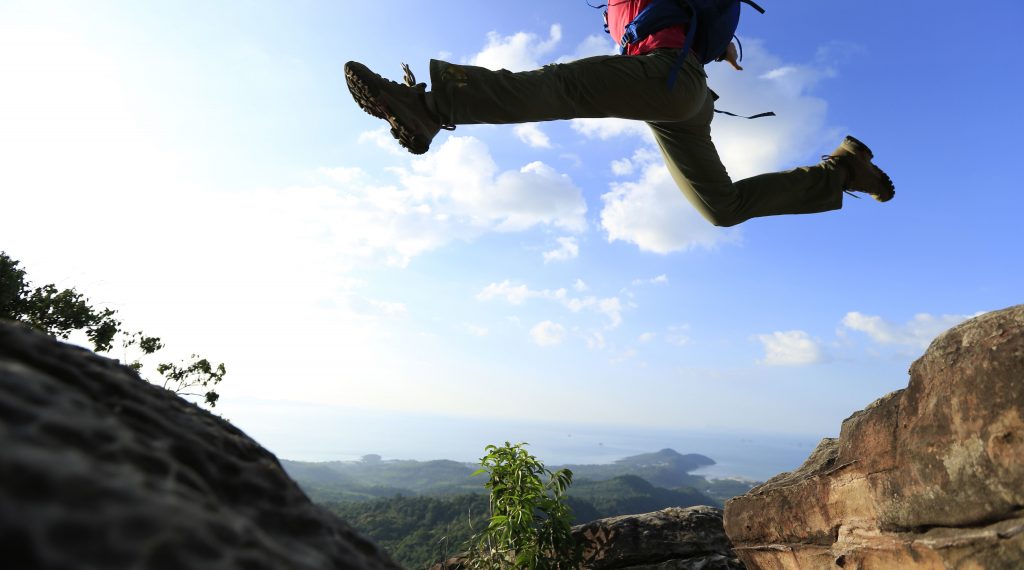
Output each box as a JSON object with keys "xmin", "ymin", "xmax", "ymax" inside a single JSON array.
[{"xmin": 226, "ymin": 399, "xmax": 825, "ymax": 482}]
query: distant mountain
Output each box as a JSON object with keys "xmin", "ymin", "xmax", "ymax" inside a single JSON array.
[
  {"xmin": 557, "ymin": 448, "xmax": 715, "ymax": 489},
  {"xmin": 567, "ymin": 475, "xmax": 712, "ymax": 520},
  {"xmin": 282, "ymin": 448, "xmax": 754, "ymax": 505},
  {"xmin": 290, "ymin": 448, "xmax": 757, "ymax": 568}
]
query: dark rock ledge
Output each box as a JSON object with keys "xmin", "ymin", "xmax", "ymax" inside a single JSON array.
[{"xmin": 0, "ymin": 320, "xmax": 403, "ymax": 570}]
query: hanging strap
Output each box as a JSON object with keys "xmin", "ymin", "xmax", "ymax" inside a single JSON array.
[
  {"xmin": 709, "ymin": 89, "xmax": 774, "ymax": 119},
  {"xmin": 714, "ymin": 109, "xmax": 776, "ymax": 119},
  {"xmin": 741, "ymin": 0, "xmax": 766, "ymax": 14},
  {"xmin": 666, "ymin": 13, "xmax": 699, "ymax": 89}
]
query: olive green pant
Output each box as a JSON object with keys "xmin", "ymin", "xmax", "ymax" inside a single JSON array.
[{"xmin": 428, "ymin": 49, "xmax": 844, "ymax": 227}]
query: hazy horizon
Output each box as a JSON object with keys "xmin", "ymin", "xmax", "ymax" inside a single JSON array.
[{"xmin": 224, "ymin": 397, "xmax": 821, "ymax": 481}]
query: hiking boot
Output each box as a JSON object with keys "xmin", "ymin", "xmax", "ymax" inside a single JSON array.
[
  {"xmin": 826, "ymin": 136, "xmax": 895, "ymax": 202},
  {"xmin": 344, "ymin": 61, "xmax": 452, "ymax": 155}
]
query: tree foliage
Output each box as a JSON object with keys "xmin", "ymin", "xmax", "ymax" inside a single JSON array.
[
  {"xmin": 1, "ymin": 253, "xmax": 120, "ymax": 351},
  {"xmin": 157, "ymin": 355, "xmax": 225, "ymax": 407},
  {"xmin": 326, "ymin": 494, "xmax": 488, "ymax": 569},
  {"xmin": 466, "ymin": 442, "xmax": 581, "ymax": 570},
  {"xmin": 0, "ymin": 251, "xmax": 225, "ymax": 407}
]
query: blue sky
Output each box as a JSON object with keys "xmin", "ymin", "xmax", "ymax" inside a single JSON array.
[{"xmin": 2, "ymin": 1, "xmax": 1021, "ymax": 472}]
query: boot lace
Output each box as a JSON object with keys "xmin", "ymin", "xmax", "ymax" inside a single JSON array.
[
  {"xmin": 401, "ymin": 63, "xmax": 456, "ymax": 131},
  {"xmin": 821, "ymin": 154, "xmax": 860, "ymax": 199}
]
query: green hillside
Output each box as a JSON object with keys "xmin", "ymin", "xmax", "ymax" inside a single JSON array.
[
  {"xmin": 325, "ymin": 474, "xmax": 718, "ymax": 570},
  {"xmin": 298, "ymin": 449, "xmax": 760, "ymax": 569},
  {"xmin": 326, "ymin": 494, "xmax": 487, "ymax": 570},
  {"xmin": 283, "ymin": 448, "xmax": 756, "ymax": 506},
  {"xmin": 281, "ymin": 457, "xmax": 480, "ymax": 502}
]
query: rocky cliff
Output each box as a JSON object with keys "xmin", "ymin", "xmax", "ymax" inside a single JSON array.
[
  {"xmin": 4, "ymin": 303, "xmax": 1022, "ymax": 570},
  {"xmin": 0, "ymin": 320, "xmax": 402, "ymax": 570},
  {"xmin": 573, "ymin": 507, "xmax": 743, "ymax": 570},
  {"xmin": 724, "ymin": 305, "xmax": 1024, "ymax": 569}
]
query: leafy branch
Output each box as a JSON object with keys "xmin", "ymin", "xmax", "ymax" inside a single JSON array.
[{"xmin": 1, "ymin": 251, "xmax": 226, "ymax": 408}]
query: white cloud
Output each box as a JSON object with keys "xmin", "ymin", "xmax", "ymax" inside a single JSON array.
[
  {"xmin": 638, "ymin": 332, "xmax": 656, "ymax": 343},
  {"xmin": 667, "ymin": 325, "xmax": 691, "ymax": 346},
  {"xmin": 588, "ymin": 40, "xmax": 856, "ymax": 255},
  {"xmin": 610, "ymin": 348, "xmax": 639, "ymax": 364},
  {"xmin": 467, "ymin": 26, "xmax": 611, "ymax": 73},
  {"xmin": 465, "ymin": 324, "xmax": 489, "ymax": 337},
  {"xmin": 319, "ymin": 167, "xmax": 365, "ymax": 184},
  {"xmin": 571, "ymin": 118, "xmax": 651, "ymax": 140},
  {"xmin": 514, "ymin": 124, "xmax": 553, "ymax": 149},
  {"xmin": 366, "ymin": 299, "xmax": 408, "ymax": 317},
  {"xmin": 555, "ymin": 34, "xmax": 616, "ymax": 63},
  {"xmin": 601, "ymin": 161, "xmax": 740, "ymax": 253},
  {"xmin": 543, "ymin": 236, "xmax": 579, "ymax": 263},
  {"xmin": 476, "ymin": 281, "xmax": 549, "ymax": 305},
  {"xmin": 400, "ymin": 137, "xmax": 587, "ymax": 234},
  {"xmin": 531, "ymin": 321, "xmax": 566, "ymax": 346},
  {"xmin": 840, "ymin": 311, "xmax": 981, "ymax": 349},
  {"xmin": 280, "ymin": 135, "xmax": 586, "ymax": 268},
  {"xmin": 611, "ymin": 158, "xmax": 634, "ymax": 176},
  {"xmin": 598, "ymin": 298, "xmax": 623, "ymax": 329},
  {"xmin": 586, "ymin": 331, "xmax": 606, "ymax": 350},
  {"xmin": 477, "ymin": 280, "xmax": 624, "ymax": 329},
  {"xmin": 702, "ymin": 39, "xmax": 842, "ymax": 180},
  {"xmin": 757, "ymin": 330, "xmax": 824, "ymax": 366},
  {"xmin": 573, "ymin": 279, "xmax": 589, "ymax": 292},
  {"xmin": 632, "ymin": 275, "xmax": 669, "ymax": 286},
  {"xmin": 358, "ymin": 127, "xmax": 407, "ymax": 156},
  {"xmin": 469, "ymin": 24, "xmax": 563, "ymax": 72},
  {"xmin": 611, "ymin": 146, "xmax": 663, "ymax": 177},
  {"xmin": 152, "ymin": 136, "xmax": 584, "ymax": 272}
]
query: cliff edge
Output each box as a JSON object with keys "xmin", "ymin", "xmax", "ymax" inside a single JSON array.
[
  {"xmin": 0, "ymin": 320, "xmax": 402, "ymax": 570},
  {"xmin": 724, "ymin": 305, "xmax": 1024, "ymax": 569}
]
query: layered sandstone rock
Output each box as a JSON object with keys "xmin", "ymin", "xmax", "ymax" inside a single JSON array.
[
  {"xmin": 574, "ymin": 506, "xmax": 743, "ymax": 570},
  {"xmin": 0, "ymin": 320, "xmax": 402, "ymax": 570},
  {"xmin": 724, "ymin": 305, "xmax": 1024, "ymax": 569},
  {"xmin": 432, "ymin": 506, "xmax": 743, "ymax": 570}
]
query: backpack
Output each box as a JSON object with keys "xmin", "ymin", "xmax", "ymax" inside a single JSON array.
[{"xmin": 606, "ymin": 0, "xmax": 766, "ymax": 89}]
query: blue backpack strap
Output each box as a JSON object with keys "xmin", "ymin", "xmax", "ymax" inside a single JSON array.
[
  {"xmin": 618, "ymin": 0, "xmax": 697, "ymax": 83},
  {"xmin": 617, "ymin": 0, "xmax": 766, "ymax": 89},
  {"xmin": 666, "ymin": 16, "xmax": 698, "ymax": 89}
]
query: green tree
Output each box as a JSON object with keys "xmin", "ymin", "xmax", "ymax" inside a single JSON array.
[
  {"xmin": 0, "ymin": 252, "xmax": 225, "ymax": 407},
  {"xmin": 0, "ymin": 253, "xmax": 120, "ymax": 351},
  {"xmin": 466, "ymin": 442, "xmax": 580, "ymax": 570}
]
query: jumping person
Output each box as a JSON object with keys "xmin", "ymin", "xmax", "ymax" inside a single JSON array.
[{"xmin": 344, "ymin": 0, "xmax": 894, "ymax": 228}]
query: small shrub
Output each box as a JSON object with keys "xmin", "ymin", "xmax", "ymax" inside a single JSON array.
[{"xmin": 466, "ymin": 442, "xmax": 580, "ymax": 570}]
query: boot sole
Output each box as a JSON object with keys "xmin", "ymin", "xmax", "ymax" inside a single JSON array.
[
  {"xmin": 840, "ymin": 135, "xmax": 895, "ymax": 202},
  {"xmin": 344, "ymin": 61, "xmax": 429, "ymax": 155}
]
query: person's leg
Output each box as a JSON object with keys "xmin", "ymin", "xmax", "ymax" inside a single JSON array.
[
  {"xmin": 648, "ymin": 95, "xmax": 846, "ymax": 227},
  {"xmin": 428, "ymin": 50, "xmax": 708, "ymax": 126}
]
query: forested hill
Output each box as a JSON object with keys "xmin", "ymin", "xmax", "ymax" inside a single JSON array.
[
  {"xmin": 281, "ymin": 448, "xmax": 752, "ymax": 505},
  {"xmin": 322, "ymin": 478, "xmax": 721, "ymax": 570},
  {"xmin": 281, "ymin": 457, "xmax": 479, "ymax": 502},
  {"xmin": 291, "ymin": 449, "xmax": 757, "ymax": 569},
  {"xmin": 556, "ymin": 448, "xmax": 715, "ymax": 489}
]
